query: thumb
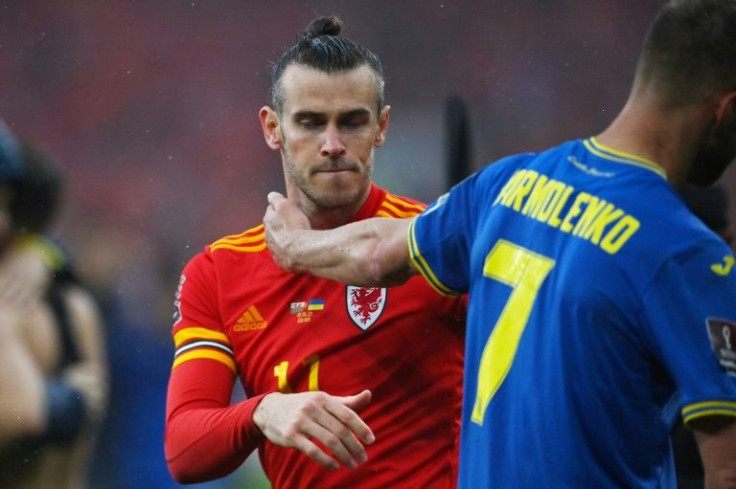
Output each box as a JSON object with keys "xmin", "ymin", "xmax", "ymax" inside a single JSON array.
[
  {"xmin": 341, "ymin": 389, "xmax": 372, "ymax": 411},
  {"xmin": 267, "ymin": 191, "xmax": 285, "ymax": 206}
]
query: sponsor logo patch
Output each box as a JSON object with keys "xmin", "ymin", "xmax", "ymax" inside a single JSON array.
[
  {"xmin": 711, "ymin": 255, "xmax": 735, "ymax": 276},
  {"xmin": 233, "ymin": 305, "xmax": 268, "ymax": 331},
  {"xmin": 706, "ymin": 317, "xmax": 736, "ymax": 377},
  {"xmin": 290, "ymin": 298, "xmax": 325, "ymax": 323},
  {"xmin": 346, "ymin": 286, "xmax": 386, "ymax": 331}
]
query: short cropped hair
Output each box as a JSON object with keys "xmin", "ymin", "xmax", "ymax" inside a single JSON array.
[
  {"xmin": 634, "ymin": 0, "xmax": 736, "ymax": 107},
  {"xmin": 270, "ymin": 16, "xmax": 385, "ymax": 115}
]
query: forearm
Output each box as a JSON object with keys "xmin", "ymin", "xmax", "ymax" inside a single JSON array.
[
  {"xmin": 165, "ymin": 359, "xmax": 267, "ymax": 483},
  {"xmin": 693, "ymin": 415, "xmax": 736, "ymax": 488},
  {"xmin": 270, "ymin": 217, "xmax": 415, "ymax": 286},
  {"xmin": 165, "ymin": 395, "xmax": 268, "ymax": 483}
]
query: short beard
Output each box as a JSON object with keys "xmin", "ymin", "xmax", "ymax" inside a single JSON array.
[
  {"xmin": 282, "ymin": 147, "xmax": 373, "ymax": 210},
  {"xmin": 688, "ymin": 116, "xmax": 736, "ymax": 187}
]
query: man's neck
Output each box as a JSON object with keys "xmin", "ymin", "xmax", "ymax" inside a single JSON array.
[
  {"xmin": 595, "ymin": 94, "xmax": 713, "ymax": 189},
  {"xmin": 293, "ymin": 187, "xmax": 372, "ymax": 230}
]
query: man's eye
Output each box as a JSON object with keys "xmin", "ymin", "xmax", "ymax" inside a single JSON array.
[
  {"xmin": 298, "ymin": 119, "xmax": 321, "ymax": 129},
  {"xmin": 342, "ymin": 119, "xmax": 366, "ymax": 128}
]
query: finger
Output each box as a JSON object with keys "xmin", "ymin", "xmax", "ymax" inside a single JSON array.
[
  {"xmin": 290, "ymin": 431, "xmax": 341, "ymax": 471},
  {"xmin": 302, "ymin": 417, "xmax": 361, "ymax": 468},
  {"xmin": 342, "ymin": 389, "xmax": 372, "ymax": 411},
  {"xmin": 335, "ymin": 390, "xmax": 375, "ymax": 444}
]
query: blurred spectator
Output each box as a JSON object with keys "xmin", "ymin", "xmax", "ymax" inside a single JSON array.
[{"xmin": 0, "ymin": 128, "xmax": 108, "ymax": 488}]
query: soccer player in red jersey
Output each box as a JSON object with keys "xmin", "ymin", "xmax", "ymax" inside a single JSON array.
[{"xmin": 164, "ymin": 16, "xmax": 465, "ymax": 488}]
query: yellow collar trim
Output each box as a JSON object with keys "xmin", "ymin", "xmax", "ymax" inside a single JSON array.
[{"xmin": 584, "ymin": 137, "xmax": 667, "ymax": 180}]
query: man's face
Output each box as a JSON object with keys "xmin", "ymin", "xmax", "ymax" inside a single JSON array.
[
  {"xmin": 263, "ymin": 64, "xmax": 388, "ymax": 210},
  {"xmin": 688, "ymin": 105, "xmax": 736, "ymax": 186}
]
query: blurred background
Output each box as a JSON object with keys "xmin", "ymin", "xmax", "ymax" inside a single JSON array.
[{"xmin": 1, "ymin": 1, "xmax": 734, "ymax": 487}]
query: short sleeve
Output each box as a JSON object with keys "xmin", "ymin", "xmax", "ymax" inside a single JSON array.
[
  {"xmin": 640, "ymin": 239, "xmax": 736, "ymax": 425},
  {"xmin": 409, "ymin": 174, "xmax": 477, "ymax": 295}
]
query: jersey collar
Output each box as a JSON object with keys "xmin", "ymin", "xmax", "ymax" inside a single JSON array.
[
  {"xmin": 583, "ymin": 137, "xmax": 667, "ymax": 180},
  {"xmin": 349, "ymin": 183, "xmax": 387, "ymax": 223}
]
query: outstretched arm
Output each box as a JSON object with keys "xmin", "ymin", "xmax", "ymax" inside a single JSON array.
[{"xmin": 264, "ymin": 192, "xmax": 417, "ymax": 286}]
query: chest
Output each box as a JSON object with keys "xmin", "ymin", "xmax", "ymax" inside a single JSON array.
[{"xmin": 213, "ymin": 258, "xmax": 462, "ymax": 396}]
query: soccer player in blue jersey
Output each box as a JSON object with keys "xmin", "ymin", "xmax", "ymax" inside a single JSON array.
[{"xmin": 264, "ymin": 0, "xmax": 736, "ymax": 487}]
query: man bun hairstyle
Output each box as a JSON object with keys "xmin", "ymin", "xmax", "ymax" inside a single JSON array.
[{"xmin": 270, "ymin": 15, "xmax": 385, "ymax": 115}]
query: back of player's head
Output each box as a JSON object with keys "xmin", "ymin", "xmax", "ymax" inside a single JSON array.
[
  {"xmin": 0, "ymin": 119, "xmax": 24, "ymax": 183},
  {"xmin": 634, "ymin": 0, "xmax": 736, "ymax": 108},
  {"xmin": 10, "ymin": 142, "xmax": 64, "ymax": 234},
  {"xmin": 270, "ymin": 16, "xmax": 385, "ymax": 115}
]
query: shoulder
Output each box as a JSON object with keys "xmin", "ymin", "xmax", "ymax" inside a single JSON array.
[
  {"xmin": 207, "ymin": 224, "xmax": 267, "ymax": 255},
  {"xmin": 181, "ymin": 224, "xmax": 272, "ymax": 289},
  {"xmin": 376, "ymin": 191, "xmax": 427, "ymax": 218}
]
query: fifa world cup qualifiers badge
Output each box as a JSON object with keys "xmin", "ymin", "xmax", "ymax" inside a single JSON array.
[{"xmin": 707, "ymin": 318, "xmax": 736, "ymax": 377}]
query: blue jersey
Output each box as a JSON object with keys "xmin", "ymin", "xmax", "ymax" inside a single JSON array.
[{"xmin": 409, "ymin": 138, "xmax": 736, "ymax": 488}]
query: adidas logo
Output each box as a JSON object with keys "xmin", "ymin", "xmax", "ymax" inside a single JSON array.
[{"xmin": 233, "ymin": 305, "xmax": 268, "ymax": 331}]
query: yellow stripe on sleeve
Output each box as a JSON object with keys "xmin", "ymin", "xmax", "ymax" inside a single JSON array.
[
  {"xmin": 172, "ymin": 349, "xmax": 237, "ymax": 373},
  {"xmin": 682, "ymin": 400, "xmax": 736, "ymax": 427},
  {"xmin": 407, "ymin": 220, "xmax": 457, "ymax": 296},
  {"xmin": 174, "ymin": 327, "xmax": 231, "ymax": 349}
]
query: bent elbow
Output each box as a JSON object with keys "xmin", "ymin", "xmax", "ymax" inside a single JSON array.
[{"xmin": 167, "ymin": 460, "xmax": 206, "ymax": 485}]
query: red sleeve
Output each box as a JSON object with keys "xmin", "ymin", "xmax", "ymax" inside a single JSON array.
[
  {"xmin": 164, "ymin": 358, "xmax": 268, "ymax": 483},
  {"xmin": 164, "ymin": 250, "xmax": 269, "ymax": 483}
]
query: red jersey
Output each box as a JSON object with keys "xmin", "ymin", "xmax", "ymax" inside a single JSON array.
[{"xmin": 165, "ymin": 184, "xmax": 465, "ymax": 488}]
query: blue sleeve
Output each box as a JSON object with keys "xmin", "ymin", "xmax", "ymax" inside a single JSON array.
[
  {"xmin": 640, "ymin": 239, "xmax": 736, "ymax": 425},
  {"xmin": 408, "ymin": 173, "xmax": 478, "ymax": 296}
]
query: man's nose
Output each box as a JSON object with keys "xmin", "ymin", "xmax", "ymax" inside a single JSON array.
[{"xmin": 321, "ymin": 126, "xmax": 346, "ymax": 158}]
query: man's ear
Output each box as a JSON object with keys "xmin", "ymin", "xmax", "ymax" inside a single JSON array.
[
  {"xmin": 374, "ymin": 105, "xmax": 391, "ymax": 147},
  {"xmin": 260, "ymin": 106, "xmax": 282, "ymax": 150},
  {"xmin": 714, "ymin": 92, "xmax": 736, "ymax": 126}
]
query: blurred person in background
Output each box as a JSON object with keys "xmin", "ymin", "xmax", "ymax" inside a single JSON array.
[
  {"xmin": 0, "ymin": 121, "xmax": 47, "ymax": 449},
  {"xmin": 263, "ymin": 0, "xmax": 736, "ymax": 487},
  {"xmin": 165, "ymin": 15, "xmax": 465, "ymax": 488},
  {"xmin": 0, "ymin": 124, "xmax": 108, "ymax": 489}
]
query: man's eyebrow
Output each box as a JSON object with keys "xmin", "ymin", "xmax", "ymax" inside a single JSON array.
[
  {"xmin": 339, "ymin": 108, "xmax": 372, "ymax": 119},
  {"xmin": 292, "ymin": 110, "xmax": 324, "ymax": 119}
]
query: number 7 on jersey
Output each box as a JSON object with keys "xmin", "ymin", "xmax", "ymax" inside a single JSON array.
[{"xmin": 471, "ymin": 240, "xmax": 555, "ymax": 425}]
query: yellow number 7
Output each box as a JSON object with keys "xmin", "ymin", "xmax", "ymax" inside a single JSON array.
[{"xmin": 471, "ymin": 240, "xmax": 555, "ymax": 425}]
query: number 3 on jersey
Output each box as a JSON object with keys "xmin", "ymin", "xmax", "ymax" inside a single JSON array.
[{"xmin": 471, "ymin": 240, "xmax": 555, "ymax": 425}]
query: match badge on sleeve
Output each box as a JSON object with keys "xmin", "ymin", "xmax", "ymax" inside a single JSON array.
[{"xmin": 706, "ymin": 317, "xmax": 736, "ymax": 377}]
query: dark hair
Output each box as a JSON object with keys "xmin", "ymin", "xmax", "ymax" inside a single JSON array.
[
  {"xmin": 634, "ymin": 0, "xmax": 736, "ymax": 107},
  {"xmin": 270, "ymin": 16, "xmax": 385, "ymax": 115},
  {"xmin": 10, "ymin": 142, "xmax": 64, "ymax": 234}
]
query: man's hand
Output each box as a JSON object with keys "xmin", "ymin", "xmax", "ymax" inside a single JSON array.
[
  {"xmin": 62, "ymin": 363, "xmax": 108, "ymax": 424},
  {"xmin": 264, "ymin": 192, "xmax": 310, "ymax": 272},
  {"xmin": 252, "ymin": 389, "xmax": 375, "ymax": 470},
  {"xmin": 0, "ymin": 249, "xmax": 50, "ymax": 309}
]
